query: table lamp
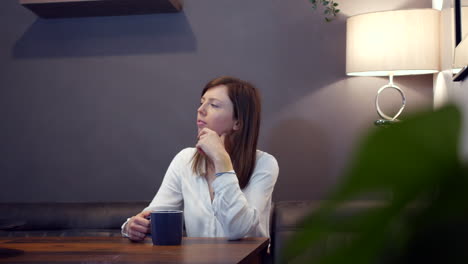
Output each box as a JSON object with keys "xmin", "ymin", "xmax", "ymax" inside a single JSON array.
[{"xmin": 346, "ymin": 9, "xmax": 440, "ymax": 125}]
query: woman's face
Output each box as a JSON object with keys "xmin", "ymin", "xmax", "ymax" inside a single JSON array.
[{"xmin": 197, "ymin": 85, "xmax": 239, "ymax": 135}]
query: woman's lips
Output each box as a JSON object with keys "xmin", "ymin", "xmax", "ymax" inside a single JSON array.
[{"xmin": 197, "ymin": 120, "xmax": 207, "ymax": 127}]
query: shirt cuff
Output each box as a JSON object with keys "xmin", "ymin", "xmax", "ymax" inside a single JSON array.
[
  {"xmin": 212, "ymin": 173, "xmax": 239, "ymax": 193},
  {"xmin": 121, "ymin": 218, "xmax": 131, "ymax": 238},
  {"xmin": 215, "ymin": 170, "xmax": 236, "ymax": 177}
]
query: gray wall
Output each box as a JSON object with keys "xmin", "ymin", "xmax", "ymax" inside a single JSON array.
[{"xmin": 0, "ymin": 0, "xmax": 433, "ymax": 203}]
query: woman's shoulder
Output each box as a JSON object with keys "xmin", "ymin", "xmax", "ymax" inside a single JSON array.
[
  {"xmin": 245, "ymin": 150, "xmax": 279, "ymax": 185},
  {"xmin": 171, "ymin": 147, "xmax": 197, "ymax": 164},
  {"xmin": 177, "ymin": 147, "xmax": 197, "ymax": 157},
  {"xmin": 255, "ymin": 150, "xmax": 279, "ymax": 171}
]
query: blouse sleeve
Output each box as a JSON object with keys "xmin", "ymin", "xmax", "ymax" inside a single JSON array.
[
  {"xmin": 211, "ymin": 153, "xmax": 279, "ymax": 240},
  {"xmin": 121, "ymin": 149, "xmax": 188, "ymax": 237},
  {"xmin": 142, "ymin": 149, "xmax": 189, "ymax": 212}
]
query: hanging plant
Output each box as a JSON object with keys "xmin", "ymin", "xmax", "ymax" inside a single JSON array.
[{"xmin": 310, "ymin": 0, "xmax": 340, "ymax": 22}]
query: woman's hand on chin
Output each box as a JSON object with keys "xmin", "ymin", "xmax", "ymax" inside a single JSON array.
[{"xmin": 196, "ymin": 128, "xmax": 233, "ymax": 172}]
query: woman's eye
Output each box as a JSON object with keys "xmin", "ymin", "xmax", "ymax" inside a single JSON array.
[{"xmin": 210, "ymin": 104, "xmax": 219, "ymax": 108}]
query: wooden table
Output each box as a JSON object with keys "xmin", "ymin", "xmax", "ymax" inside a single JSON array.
[{"xmin": 0, "ymin": 236, "xmax": 269, "ymax": 264}]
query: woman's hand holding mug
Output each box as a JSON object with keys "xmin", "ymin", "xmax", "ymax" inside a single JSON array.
[{"xmin": 126, "ymin": 211, "xmax": 151, "ymax": 241}]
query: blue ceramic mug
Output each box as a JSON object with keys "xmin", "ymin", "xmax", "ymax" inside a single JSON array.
[{"xmin": 150, "ymin": 210, "xmax": 183, "ymax": 245}]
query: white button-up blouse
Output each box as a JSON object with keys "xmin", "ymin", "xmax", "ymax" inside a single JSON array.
[{"xmin": 123, "ymin": 148, "xmax": 279, "ymax": 239}]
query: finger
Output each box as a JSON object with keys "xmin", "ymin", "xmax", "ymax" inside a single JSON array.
[
  {"xmin": 135, "ymin": 230, "xmax": 147, "ymax": 238},
  {"xmin": 202, "ymin": 127, "xmax": 214, "ymax": 133},
  {"xmin": 130, "ymin": 230, "xmax": 146, "ymax": 240},
  {"xmin": 135, "ymin": 228, "xmax": 147, "ymax": 237},
  {"xmin": 196, "ymin": 142, "xmax": 206, "ymax": 154},
  {"xmin": 196, "ymin": 146, "xmax": 205, "ymax": 155},
  {"xmin": 129, "ymin": 232, "xmax": 141, "ymax": 241},
  {"xmin": 140, "ymin": 211, "xmax": 151, "ymax": 218},
  {"xmin": 134, "ymin": 216, "xmax": 150, "ymax": 227},
  {"xmin": 128, "ymin": 221, "xmax": 147, "ymax": 234},
  {"xmin": 134, "ymin": 215, "xmax": 149, "ymax": 224},
  {"xmin": 198, "ymin": 127, "xmax": 215, "ymax": 138},
  {"xmin": 198, "ymin": 134, "xmax": 208, "ymax": 141},
  {"xmin": 131, "ymin": 224, "xmax": 148, "ymax": 234},
  {"xmin": 139, "ymin": 211, "xmax": 151, "ymax": 221},
  {"xmin": 197, "ymin": 132, "xmax": 211, "ymax": 145},
  {"xmin": 198, "ymin": 128, "xmax": 209, "ymax": 139},
  {"xmin": 198, "ymin": 127, "xmax": 208, "ymax": 136}
]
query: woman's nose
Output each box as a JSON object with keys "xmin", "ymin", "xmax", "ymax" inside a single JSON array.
[{"xmin": 197, "ymin": 104, "xmax": 206, "ymax": 115}]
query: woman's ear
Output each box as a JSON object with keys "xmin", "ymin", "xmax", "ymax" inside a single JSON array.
[{"xmin": 233, "ymin": 120, "xmax": 240, "ymax": 131}]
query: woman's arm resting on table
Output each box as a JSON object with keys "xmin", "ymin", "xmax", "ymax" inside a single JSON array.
[{"xmin": 121, "ymin": 149, "xmax": 187, "ymax": 240}]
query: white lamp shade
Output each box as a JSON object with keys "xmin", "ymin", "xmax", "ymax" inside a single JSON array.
[
  {"xmin": 454, "ymin": 37, "xmax": 468, "ymax": 69},
  {"xmin": 346, "ymin": 9, "xmax": 440, "ymax": 77},
  {"xmin": 463, "ymin": 6, "xmax": 468, "ymax": 41}
]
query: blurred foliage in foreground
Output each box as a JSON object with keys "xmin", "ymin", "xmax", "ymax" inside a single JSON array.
[{"xmin": 283, "ymin": 105, "xmax": 468, "ymax": 264}]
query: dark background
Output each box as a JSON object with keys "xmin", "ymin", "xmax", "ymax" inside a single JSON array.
[{"xmin": 0, "ymin": 0, "xmax": 433, "ymax": 202}]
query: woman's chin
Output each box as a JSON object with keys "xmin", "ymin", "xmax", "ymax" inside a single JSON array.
[
  {"xmin": 197, "ymin": 125, "xmax": 206, "ymax": 133},
  {"xmin": 196, "ymin": 126, "xmax": 225, "ymax": 136}
]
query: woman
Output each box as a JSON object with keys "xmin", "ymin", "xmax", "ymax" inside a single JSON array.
[{"xmin": 122, "ymin": 76, "xmax": 279, "ymax": 241}]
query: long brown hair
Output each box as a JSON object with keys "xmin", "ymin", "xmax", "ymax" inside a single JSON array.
[{"xmin": 192, "ymin": 76, "xmax": 261, "ymax": 189}]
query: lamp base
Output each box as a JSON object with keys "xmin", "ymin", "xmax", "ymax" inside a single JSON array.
[
  {"xmin": 375, "ymin": 74, "xmax": 406, "ymax": 124},
  {"xmin": 374, "ymin": 119, "xmax": 398, "ymax": 127}
]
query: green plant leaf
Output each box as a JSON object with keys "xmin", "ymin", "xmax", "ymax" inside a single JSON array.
[
  {"xmin": 282, "ymin": 105, "xmax": 464, "ymax": 263},
  {"xmin": 310, "ymin": 0, "xmax": 339, "ymax": 21}
]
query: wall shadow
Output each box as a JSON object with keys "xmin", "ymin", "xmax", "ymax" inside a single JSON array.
[
  {"xmin": 266, "ymin": 119, "xmax": 334, "ymax": 201},
  {"xmin": 13, "ymin": 12, "xmax": 196, "ymax": 59},
  {"xmin": 265, "ymin": 11, "xmax": 347, "ymax": 113}
]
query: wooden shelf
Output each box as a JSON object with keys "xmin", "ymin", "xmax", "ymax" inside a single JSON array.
[{"xmin": 19, "ymin": 0, "xmax": 182, "ymax": 18}]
